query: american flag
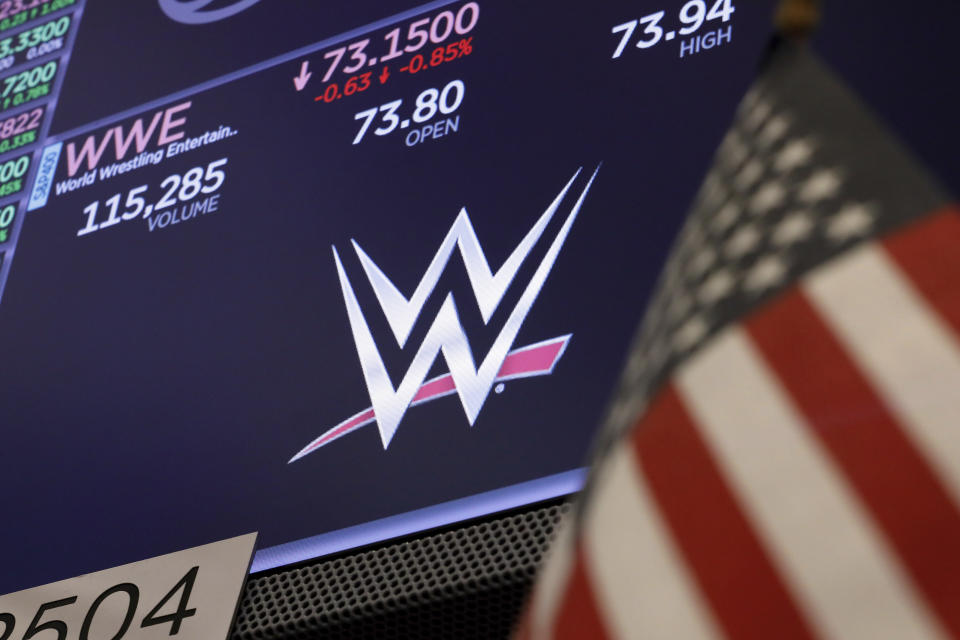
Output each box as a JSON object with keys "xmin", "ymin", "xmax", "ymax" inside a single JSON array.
[{"xmin": 515, "ymin": 40, "xmax": 960, "ymax": 639}]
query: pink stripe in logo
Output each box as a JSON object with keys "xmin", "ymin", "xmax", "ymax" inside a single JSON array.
[{"xmin": 289, "ymin": 335, "xmax": 571, "ymax": 462}]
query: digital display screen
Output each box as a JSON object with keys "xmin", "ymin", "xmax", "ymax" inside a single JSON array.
[{"xmin": 0, "ymin": 0, "xmax": 775, "ymax": 594}]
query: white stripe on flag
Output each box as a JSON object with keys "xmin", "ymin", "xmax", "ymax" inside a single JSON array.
[
  {"xmin": 529, "ymin": 512, "xmax": 577, "ymax": 640},
  {"xmin": 677, "ymin": 328, "xmax": 946, "ymax": 640},
  {"xmin": 583, "ymin": 444, "xmax": 721, "ymax": 640},
  {"xmin": 806, "ymin": 244, "xmax": 960, "ymax": 505}
]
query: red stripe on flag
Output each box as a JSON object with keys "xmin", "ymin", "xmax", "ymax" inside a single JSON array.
[
  {"xmin": 883, "ymin": 205, "xmax": 960, "ymax": 336},
  {"xmin": 550, "ymin": 546, "xmax": 611, "ymax": 640},
  {"xmin": 632, "ymin": 385, "xmax": 817, "ymax": 639},
  {"xmin": 512, "ymin": 609, "xmax": 533, "ymax": 640},
  {"xmin": 748, "ymin": 288, "xmax": 960, "ymax": 637}
]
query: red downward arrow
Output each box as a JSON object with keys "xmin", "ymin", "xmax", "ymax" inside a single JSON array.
[{"xmin": 293, "ymin": 61, "xmax": 311, "ymax": 91}]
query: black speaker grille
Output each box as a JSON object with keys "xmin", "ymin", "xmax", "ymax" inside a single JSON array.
[{"xmin": 231, "ymin": 502, "xmax": 569, "ymax": 639}]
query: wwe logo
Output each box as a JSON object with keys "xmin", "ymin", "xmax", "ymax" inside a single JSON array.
[{"xmin": 289, "ymin": 167, "xmax": 598, "ymax": 462}]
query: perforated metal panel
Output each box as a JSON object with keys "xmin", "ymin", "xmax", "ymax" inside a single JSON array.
[{"xmin": 231, "ymin": 502, "xmax": 569, "ymax": 639}]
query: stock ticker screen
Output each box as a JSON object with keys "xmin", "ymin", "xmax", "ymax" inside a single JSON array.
[{"xmin": 0, "ymin": 0, "xmax": 775, "ymax": 593}]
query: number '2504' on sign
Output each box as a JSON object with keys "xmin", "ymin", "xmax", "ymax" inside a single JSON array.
[{"xmin": 0, "ymin": 533, "xmax": 256, "ymax": 640}]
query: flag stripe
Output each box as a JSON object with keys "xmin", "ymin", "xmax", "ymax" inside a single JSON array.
[
  {"xmin": 677, "ymin": 328, "xmax": 946, "ymax": 640},
  {"xmin": 806, "ymin": 244, "xmax": 960, "ymax": 510},
  {"xmin": 513, "ymin": 611, "xmax": 532, "ymax": 640},
  {"xmin": 633, "ymin": 385, "xmax": 817, "ymax": 640},
  {"xmin": 884, "ymin": 207, "xmax": 960, "ymax": 337},
  {"xmin": 749, "ymin": 287, "xmax": 960, "ymax": 637},
  {"xmin": 528, "ymin": 516, "xmax": 578, "ymax": 640},
  {"xmin": 582, "ymin": 442, "xmax": 721, "ymax": 640},
  {"xmin": 550, "ymin": 546, "xmax": 611, "ymax": 640}
]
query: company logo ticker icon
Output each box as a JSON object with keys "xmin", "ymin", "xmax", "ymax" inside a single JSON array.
[
  {"xmin": 158, "ymin": 0, "xmax": 262, "ymax": 24},
  {"xmin": 289, "ymin": 167, "xmax": 599, "ymax": 462}
]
